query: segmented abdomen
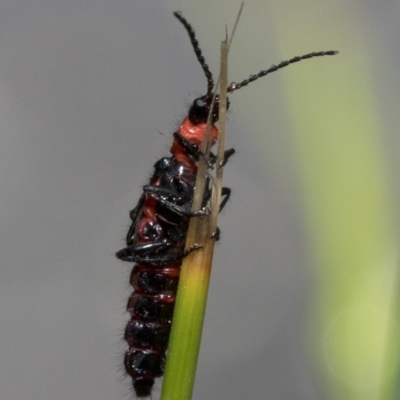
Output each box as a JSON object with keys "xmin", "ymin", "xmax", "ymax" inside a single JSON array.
[
  {"xmin": 124, "ymin": 265, "xmax": 180, "ymax": 396},
  {"xmin": 117, "ymin": 158, "xmax": 196, "ymax": 397}
]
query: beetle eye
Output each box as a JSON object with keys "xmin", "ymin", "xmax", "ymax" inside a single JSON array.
[{"xmin": 195, "ymin": 98, "xmax": 206, "ymax": 107}]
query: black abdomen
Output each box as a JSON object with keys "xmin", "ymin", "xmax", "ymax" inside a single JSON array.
[{"xmin": 117, "ymin": 159, "xmax": 196, "ymax": 397}]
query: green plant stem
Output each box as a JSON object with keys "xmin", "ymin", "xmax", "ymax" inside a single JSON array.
[{"xmin": 160, "ymin": 39, "xmax": 229, "ymax": 400}]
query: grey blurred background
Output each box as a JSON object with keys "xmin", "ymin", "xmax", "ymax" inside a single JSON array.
[{"xmin": 0, "ymin": 1, "xmax": 399, "ymax": 399}]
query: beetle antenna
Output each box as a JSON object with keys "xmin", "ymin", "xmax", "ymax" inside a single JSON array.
[
  {"xmin": 227, "ymin": 50, "xmax": 338, "ymax": 93},
  {"xmin": 174, "ymin": 11, "xmax": 214, "ymax": 95}
]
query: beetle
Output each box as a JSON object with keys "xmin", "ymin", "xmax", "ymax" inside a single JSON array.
[{"xmin": 116, "ymin": 11, "xmax": 337, "ymax": 397}]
